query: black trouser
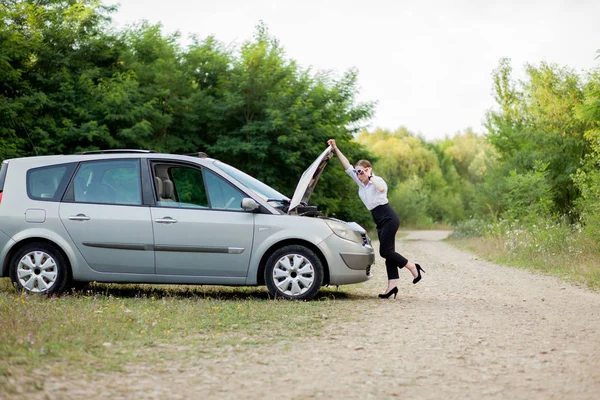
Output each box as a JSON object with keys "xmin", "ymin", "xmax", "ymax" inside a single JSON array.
[{"xmin": 371, "ymin": 203, "xmax": 408, "ymax": 280}]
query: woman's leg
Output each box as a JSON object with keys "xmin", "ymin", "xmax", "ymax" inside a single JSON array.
[
  {"xmin": 378, "ymin": 217, "xmax": 407, "ymax": 271},
  {"xmin": 378, "ymin": 213, "xmax": 418, "ymax": 290},
  {"xmin": 378, "ymin": 217, "xmax": 407, "ymax": 292}
]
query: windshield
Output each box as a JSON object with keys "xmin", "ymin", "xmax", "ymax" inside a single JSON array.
[
  {"xmin": 0, "ymin": 162, "xmax": 7, "ymax": 193},
  {"xmin": 212, "ymin": 160, "xmax": 288, "ymax": 203}
]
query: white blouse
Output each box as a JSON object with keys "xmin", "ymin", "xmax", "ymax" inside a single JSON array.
[{"xmin": 345, "ymin": 166, "xmax": 389, "ymax": 211}]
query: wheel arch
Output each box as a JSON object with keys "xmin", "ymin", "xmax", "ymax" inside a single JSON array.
[
  {"xmin": 3, "ymin": 237, "xmax": 73, "ymax": 281},
  {"xmin": 256, "ymin": 239, "xmax": 330, "ymax": 286}
]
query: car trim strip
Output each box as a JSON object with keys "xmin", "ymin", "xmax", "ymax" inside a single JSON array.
[
  {"xmin": 82, "ymin": 242, "xmax": 245, "ymax": 254},
  {"xmin": 82, "ymin": 242, "xmax": 154, "ymax": 251},
  {"xmin": 154, "ymin": 245, "xmax": 245, "ymax": 254}
]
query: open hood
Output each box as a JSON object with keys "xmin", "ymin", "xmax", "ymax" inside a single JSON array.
[{"xmin": 288, "ymin": 145, "xmax": 333, "ymax": 214}]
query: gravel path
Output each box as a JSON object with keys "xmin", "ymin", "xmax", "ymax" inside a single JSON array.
[{"xmin": 39, "ymin": 231, "xmax": 600, "ymax": 399}]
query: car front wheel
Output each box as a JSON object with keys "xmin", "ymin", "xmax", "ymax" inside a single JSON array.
[
  {"xmin": 9, "ymin": 243, "xmax": 70, "ymax": 295},
  {"xmin": 264, "ymin": 245, "xmax": 324, "ymax": 300}
]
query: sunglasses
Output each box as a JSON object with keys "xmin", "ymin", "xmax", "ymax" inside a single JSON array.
[{"xmin": 353, "ymin": 169, "xmax": 365, "ymax": 175}]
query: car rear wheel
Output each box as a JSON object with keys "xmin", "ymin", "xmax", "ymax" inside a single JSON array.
[
  {"xmin": 9, "ymin": 243, "xmax": 70, "ymax": 295},
  {"xmin": 264, "ymin": 245, "xmax": 324, "ymax": 300}
]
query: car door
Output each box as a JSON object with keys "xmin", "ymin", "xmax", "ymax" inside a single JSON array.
[
  {"xmin": 59, "ymin": 159, "xmax": 155, "ymax": 274},
  {"xmin": 150, "ymin": 162, "xmax": 254, "ymax": 278}
]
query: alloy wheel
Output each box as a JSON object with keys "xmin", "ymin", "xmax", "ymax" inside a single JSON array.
[
  {"xmin": 272, "ymin": 253, "xmax": 315, "ymax": 297},
  {"xmin": 17, "ymin": 251, "xmax": 58, "ymax": 293}
]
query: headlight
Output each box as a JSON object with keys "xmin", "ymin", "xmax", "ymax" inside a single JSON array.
[{"xmin": 325, "ymin": 219, "xmax": 364, "ymax": 244}]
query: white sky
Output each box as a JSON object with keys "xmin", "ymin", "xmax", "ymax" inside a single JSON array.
[{"xmin": 108, "ymin": 0, "xmax": 600, "ymax": 141}]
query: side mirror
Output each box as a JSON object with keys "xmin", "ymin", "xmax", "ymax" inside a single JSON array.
[{"xmin": 241, "ymin": 198, "xmax": 259, "ymax": 212}]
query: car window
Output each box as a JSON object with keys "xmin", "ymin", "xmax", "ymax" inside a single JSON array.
[
  {"xmin": 204, "ymin": 169, "xmax": 245, "ymax": 211},
  {"xmin": 160, "ymin": 166, "xmax": 209, "ymax": 208},
  {"xmin": 73, "ymin": 160, "xmax": 142, "ymax": 205},
  {"xmin": 27, "ymin": 164, "xmax": 75, "ymax": 201}
]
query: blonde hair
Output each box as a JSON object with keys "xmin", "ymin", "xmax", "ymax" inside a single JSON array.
[{"xmin": 355, "ymin": 160, "xmax": 372, "ymax": 168}]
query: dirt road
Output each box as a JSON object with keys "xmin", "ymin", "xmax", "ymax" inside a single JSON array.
[{"xmin": 40, "ymin": 231, "xmax": 600, "ymax": 399}]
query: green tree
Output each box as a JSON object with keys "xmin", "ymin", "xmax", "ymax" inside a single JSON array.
[
  {"xmin": 200, "ymin": 25, "xmax": 375, "ymax": 226},
  {"xmin": 573, "ymin": 67, "xmax": 600, "ymax": 240},
  {"xmin": 485, "ymin": 58, "xmax": 591, "ymax": 220},
  {"xmin": 0, "ymin": 0, "xmax": 120, "ymax": 156}
]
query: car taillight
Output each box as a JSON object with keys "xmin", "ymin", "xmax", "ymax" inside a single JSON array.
[{"xmin": 0, "ymin": 192, "xmax": 3, "ymax": 203}]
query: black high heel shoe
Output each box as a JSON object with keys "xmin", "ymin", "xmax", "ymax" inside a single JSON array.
[
  {"xmin": 413, "ymin": 264, "xmax": 425, "ymax": 284},
  {"xmin": 378, "ymin": 286, "xmax": 398, "ymax": 299}
]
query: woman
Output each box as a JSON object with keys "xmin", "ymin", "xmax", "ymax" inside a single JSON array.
[{"xmin": 327, "ymin": 139, "xmax": 424, "ymax": 299}]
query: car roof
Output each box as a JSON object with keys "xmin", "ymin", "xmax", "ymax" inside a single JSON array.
[{"xmin": 5, "ymin": 151, "xmax": 214, "ymax": 167}]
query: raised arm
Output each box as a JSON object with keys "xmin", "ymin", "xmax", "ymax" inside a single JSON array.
[
  {"xmin": 369, "ymin": 173, "xmax": 387, "ymax": 193},
  {"xmin": 327, "ymin": 139, "xmax": 351, "ymax": 170}
]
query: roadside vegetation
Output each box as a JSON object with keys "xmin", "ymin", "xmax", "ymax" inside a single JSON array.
[
  {"xmin": 445, "ymin": 59, "xmax": 600, "ymax": 289},
  {"xmin": 448, "ymin": 220, "xmax": 600, "ymax": 290},
  {"xmin": 0, "ymin": 278, "xmax": 371, "ymax": 395}
]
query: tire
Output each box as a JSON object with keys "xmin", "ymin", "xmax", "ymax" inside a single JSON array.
[
  {"xmin": 264, "ymin": 245, "xmax": 324, "ymax": 300},
  {"xmin": 9, "ymin": 243, "xmax": 70, "ymax": 295}
]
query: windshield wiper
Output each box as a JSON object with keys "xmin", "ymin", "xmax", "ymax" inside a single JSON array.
[{"xmin": 266, "ymin": 198, "xmax": 290, "ymax": 204}]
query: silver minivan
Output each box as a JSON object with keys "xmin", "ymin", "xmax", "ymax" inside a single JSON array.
[{"xmin": 0, "ymin": 147, "xmax": 373, "ymax": 300}]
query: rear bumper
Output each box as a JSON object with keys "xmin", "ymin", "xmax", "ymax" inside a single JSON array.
[{"xmin": 0, "ymin": 229, "xmax": 15, "ymax": 277}]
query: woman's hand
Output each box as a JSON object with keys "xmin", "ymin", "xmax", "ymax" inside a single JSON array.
[{"xmin": 327, "ymin": 138, "xmax": 350, "ymax": 169}]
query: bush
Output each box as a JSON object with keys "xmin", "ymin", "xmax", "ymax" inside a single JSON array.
[
  {"xmin": 573, "ymin": 130, "xmax": 600, "ymax": 244},
  {"xmin": 502, "ymin": 161, "xmax": 554, "ymax": 222},
  {"xmin": 452, "ymin": 219, "xmax": 491, "ymax": 238},
  {"xmin": 454, "ymin": 215, "xmax": 585, "ymax": 260}
]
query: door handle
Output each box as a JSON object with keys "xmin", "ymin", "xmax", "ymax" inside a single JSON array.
[
  {"xmin": 155, "ymin": 217, "xmax": 178, "ymax": 224},
  {"xmin": 68, "ymin": 214, "xmax": 91, "ymax": 221}
]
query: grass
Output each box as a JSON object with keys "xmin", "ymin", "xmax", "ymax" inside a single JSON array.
[
  {"xmin": 448, "ymin": 232, "xmax": 600, "ymax": 290},
  {"xmin": 0, "ymin": 279, "xmax": 372, "ymax": 395}
]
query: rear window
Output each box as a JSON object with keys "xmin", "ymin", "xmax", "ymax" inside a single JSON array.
[
  {"xmin": 0, "ymin": 162, "xmax": 7, "ymax": 193},
  {"xmin": 27, "ymin": 163, "xmax": 76, "ymax": 201},
  {"xmin": 72, "ymin": 160, "xmax": 142, "ymax": 205}
]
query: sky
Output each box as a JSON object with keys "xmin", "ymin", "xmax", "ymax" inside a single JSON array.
[{"xmin": 108, "ymin": 0, "xmax": 600, "ymax": 141}]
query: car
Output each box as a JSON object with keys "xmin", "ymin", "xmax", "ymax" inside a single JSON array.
[{"xmin": 0, "ymin": 147, "xmax": 374, "ymax": 300}]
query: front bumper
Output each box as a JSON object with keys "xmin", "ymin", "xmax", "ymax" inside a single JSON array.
[
  {"xmin": 340, "ymin": 252, "xmax": 376, "ymax": 271},
  {"xmin": 318, "ymin": 234, "xmax": 374, "ymax": 285}
]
